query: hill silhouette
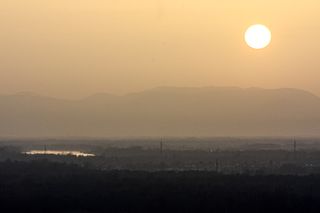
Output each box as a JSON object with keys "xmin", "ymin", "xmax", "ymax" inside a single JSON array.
[{"xmin": 1, "ymin": 87, "xmax": 320, "ymax": 137}]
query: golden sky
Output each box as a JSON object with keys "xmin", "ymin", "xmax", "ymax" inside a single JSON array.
[{"xmin": 1, "ymin": 0, "xmax": 320, "ymax": 98}]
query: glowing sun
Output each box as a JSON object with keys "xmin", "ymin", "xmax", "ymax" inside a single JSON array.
[{"xmin": 245, "ymin": 24, "xmax": 272, "ymax": 49}]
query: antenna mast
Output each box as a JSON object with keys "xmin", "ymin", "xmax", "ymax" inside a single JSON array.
[{"xmin": 160, "ymin": 138, "xmax": 163, "ymax": 154}]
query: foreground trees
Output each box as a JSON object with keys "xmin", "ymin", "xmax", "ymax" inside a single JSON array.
[{"xmin": 0, "ymin": 160, "xmax": 319, "ymax": 213}]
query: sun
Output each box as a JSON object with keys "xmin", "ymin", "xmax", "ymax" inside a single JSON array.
[{"xmin": 245, "ymin": 24, "xmax": 272, "ymax": 49}]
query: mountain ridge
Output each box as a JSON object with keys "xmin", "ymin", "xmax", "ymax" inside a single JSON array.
[
  {"xmin": 1, "ymin": 86, "xmax": 320, "ymax": 137},
  {"xmin": 2, "ymin": 86, "xmax": 318, "ymax": 101}
]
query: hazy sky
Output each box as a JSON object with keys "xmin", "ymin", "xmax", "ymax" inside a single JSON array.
[{"xmin": 1, "ymin": 0, "xmax": 320, "ymax": 98}]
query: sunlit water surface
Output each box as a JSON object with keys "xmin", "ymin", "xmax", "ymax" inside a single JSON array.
[{"xmin": 23, "ymin": 150, "xmax": 95, "ymax": 157}]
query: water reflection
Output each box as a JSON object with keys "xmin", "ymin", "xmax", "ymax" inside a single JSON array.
[{"xmin": 24, "ymin": 150, "xmax": 95, "ymax": 157}]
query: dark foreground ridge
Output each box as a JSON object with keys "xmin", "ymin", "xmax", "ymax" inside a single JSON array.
[{"xmin": 1, "ymin": 160, "xmax": 320, "ymax": 213}]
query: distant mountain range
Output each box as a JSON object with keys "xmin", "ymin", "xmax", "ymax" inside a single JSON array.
[{"xmin": 1, "ymin": 87, "xmax": 320, "ymax": 137}]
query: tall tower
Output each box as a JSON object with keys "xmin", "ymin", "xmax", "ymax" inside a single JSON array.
[
  {"xmin": 294, "ymin": 138, "xmax": 296, "ymax": 153},
  {"xmin": 215, "ymin": 159, "xmax": 219, "ymax": 173},
  {"xmin": 160, "ymin": 138, "xmax": 163, "ymax": 154}
]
